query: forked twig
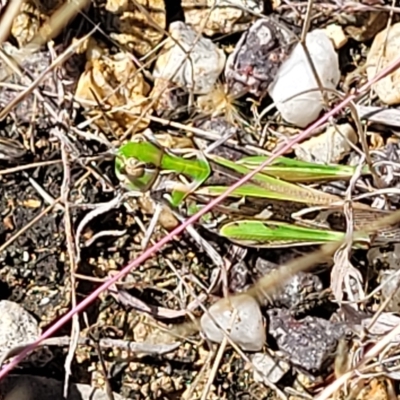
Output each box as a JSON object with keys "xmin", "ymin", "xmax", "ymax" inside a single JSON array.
[{"xmin": 55, "ymin": 125, "xmax": 80, "ymax": 398}]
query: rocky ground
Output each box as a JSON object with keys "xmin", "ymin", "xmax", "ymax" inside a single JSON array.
[{"xmin": 1, "ymin": 1, "xmax": 400, "ymax": 399}]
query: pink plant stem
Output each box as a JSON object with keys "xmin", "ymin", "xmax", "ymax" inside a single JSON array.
[{"xmin": 1, "ymin": 55, "xmax": 400, "ymax": 381}]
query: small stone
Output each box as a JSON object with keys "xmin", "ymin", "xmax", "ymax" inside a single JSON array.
[
  {"xmin": 0, "ymin": 300, "xmax": 41, "ymax": 360},
  {"xmin": 153, "ymin": 21, "xmax": 226, "ymax": 95},
  {"xmin": 200, "ymin": 294, "xmax": 265, "ymax": 351},
  {"xmin": 255, "ymin": 257, "xmax": 322, "ymax": 309},
  {"xmin": 267, "ymin": 308, "xmax": 346, "ymax": 373},
  {"xmin": 251, "ymin": 352, "xmax": 290, "ymax": 383},
  {"xmin": 294, "ymin": 123, "xmax": 357, "ymax": 164},
  {"xmin": 323, "ymin": 24, "xmax": 348, "ymax": 49},
  {"xmin": 158, "ymin": 206, "xmax": 179, "ymax": 231},
  {"xmin": 366, "ymin": 22, "xmax": 400, "ymax": 105},
  {"xmin": 225, "ymin": 18, "xmax": 296, "ymax": 98},
  {"xmin": 149, "ymin": 78, "xmax": 188, "ymax": 119},
  {"xmin": 268, "ymin": 29, "xmax": 340, "ymax": 128},
  {"xmin": 22, "ymin": 251, "xmax": 30, "ymax": 262},
  {"xmin": 183, "ymin": 0, "xmax": 263, "ymax": 37}
]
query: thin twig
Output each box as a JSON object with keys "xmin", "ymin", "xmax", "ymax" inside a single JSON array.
[{"xmin": 54, "ymin": 124, "xmax": 80, "ymax": 398}]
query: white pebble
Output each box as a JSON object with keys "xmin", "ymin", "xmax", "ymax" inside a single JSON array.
[
  {"xmin": 153, "ymin": 21, "xmax": 226, "ymax": 94},
  {"xmin": 200, "ymin": 294, "xmax": 265, "ymax": 351},
  {"xmin": 268, "ymin": 30, "xmax": 340, "ymax": 128},
  {"xmin": 0, "ymin": 300, "xmax": 41, "ymax": 360},
  {"xmin": 294, "ymin": 123, "xmax": 357, "ymax": 164}
]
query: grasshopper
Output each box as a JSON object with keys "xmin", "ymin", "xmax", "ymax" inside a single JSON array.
[{"xmin": 115, "ymin": 136, "xmax": 397, "ymax": 248}]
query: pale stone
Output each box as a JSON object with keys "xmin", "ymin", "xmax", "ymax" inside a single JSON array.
[
  {"xmin": 366, "ymin": 22, "xmax": 400, "ymax": 105},
  {"xmin": 0, "ymin": 300, "xmax": 41, "ymax": 360},
  {"xmin": 294, "ymin": 123, "xmax": 357, "ymax": 164},
  {"xmin": 200, "ymin": 294, "xmax": 265, "ymax": 351},
  {"xmin": 153, "ymin": 21, "xmax": 226, "ymax": 94},
  {"xmin": 268, "ymin": 30, "xmax": 340, "ymax": 128}
]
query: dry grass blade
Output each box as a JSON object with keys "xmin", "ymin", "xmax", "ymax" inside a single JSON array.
[
  {"xmin": 357, "ymin": 105, "xmax": 400, "ymax": 127},
  {"xmin": 0, "ymin": 0, "xmax": 24, "ymax": 46},
  {"xmin": 0, "ymin": 336, "xmax": 181, "ymax": 367},
  {"xmin": 331, "ymin": 160, "xmax": 365, "ymax": 304},
  {"xmin": 24, "ymin": 0, "xmax": 90, "ymax": 53},
  {"xmin": 56, "ymin": 127, "xmax": 79, "ymax": 398}
]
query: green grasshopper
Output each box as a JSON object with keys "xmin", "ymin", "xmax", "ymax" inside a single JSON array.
[{"xmin": 114, "ymin": 137, "xmax": 394, "ymax": 248}]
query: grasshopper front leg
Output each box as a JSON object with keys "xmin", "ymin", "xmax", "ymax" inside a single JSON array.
[{"xmin": 165, "ymin": 148, "xmax": 211, "ymax": 207}]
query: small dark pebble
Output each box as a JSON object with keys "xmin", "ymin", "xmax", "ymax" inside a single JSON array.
[
  {"xmin": 255, "ymin": 257, "xmax": 323, "ymax": 309},
  {"xmin": 267, "ymin": 308, "xmax": 346, "ymax": 373},
  {"xmin": 225, "ymin": 18, "xmax": 296, "ymax": 98}
]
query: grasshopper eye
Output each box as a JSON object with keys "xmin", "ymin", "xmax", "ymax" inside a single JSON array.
[{"xmin": 124, "ymin": 159, "xmax": 145, "ymax": 178}]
